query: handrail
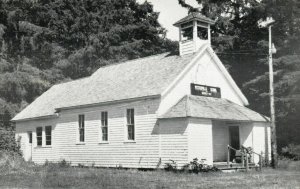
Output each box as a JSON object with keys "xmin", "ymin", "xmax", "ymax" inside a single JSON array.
[
  {"xmin": 227, "ymin": 145, "xmax": 247, "ymax": 156},
  {"xmin": 227, "ymin": 145, "xmax": 262, "ymax": 171}
]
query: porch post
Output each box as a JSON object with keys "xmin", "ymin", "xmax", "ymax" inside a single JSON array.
[
  {"xmin": 227, "ymin": 145, "xmax": 230, "ymax": 168},
  {"xmin": 245, "ymin": 153, "xmax": 249, "ymax": 172}
]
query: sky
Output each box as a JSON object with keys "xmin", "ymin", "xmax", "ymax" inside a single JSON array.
[{"xmin": 136, "ymin": 0, "xmax": 200, "ymax": 41}]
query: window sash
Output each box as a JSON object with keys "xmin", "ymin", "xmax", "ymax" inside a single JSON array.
[
  {"xmin": 101, "ymin": 112, "xmax": 108, "ymax": 141},
  {"xmin": 127, "ymin": 124, "xmax": 135, "ymax": 140},
  {"xmin": 28, "ymin": 132, "xmax": 32, "ymax": 144},
  {"xmin": 79, "ymin": 128, "xmax": 84, "ymax": 142},
  {"xmin": 45, "ymin": 126, "xmax": 52, "ymax": 146},
  {"xmin": 36, "ymin": 127, "xmax": 42, "ymax": 146},
  {"xmin": 78, "ymin": 115, "xmax": 85, "ymax": 142},
  {"xmin": 101, "ymin": 126, "xmax": 108, "ymax": 141},
  {"xmin": 126, "ymin": 109, "xmax": 135, "ymax": 140},
  {"xmin": 126, "ymin": 109, "xmax": 134, "ymax": 125}
]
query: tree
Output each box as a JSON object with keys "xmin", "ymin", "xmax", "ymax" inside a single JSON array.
[{"xmin": 0, "ymin": 0, "xmax": 178, "ymax": 153}]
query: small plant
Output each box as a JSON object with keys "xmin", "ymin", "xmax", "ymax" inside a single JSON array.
[
  {"xmin": 78, "ymin": 163, "xmax": 85, "ymax": 168},
  {"xmin": 183, "ymin": 158, "xmax": 219, "ymax": 174},
  {"xmin": 164, "ymin": 160, "xmax": 177, "ymax": 172},
  {"xmin": 281, "ymin": 144, "xmax": 300, "ymax": 160},
  {"xmin": 59, "ymin": 159, "xmax": 70, "ymax": 168},
  {"xmin": 164, "ymin": 159, "xmax": 218, "ymax": 173}
]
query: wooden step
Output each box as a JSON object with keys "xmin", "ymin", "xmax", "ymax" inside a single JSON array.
[{"xmin": 213, "ymin": 162, "xmax": 256, "ymax": 170}]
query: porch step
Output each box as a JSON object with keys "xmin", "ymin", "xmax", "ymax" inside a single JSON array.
[{"xmin": 213, "ymin": 162, "xmax": 256, "ymax": 171}]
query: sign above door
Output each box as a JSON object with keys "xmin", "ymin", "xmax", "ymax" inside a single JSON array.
[{"xmin": 190, "ymin": 83, "xmax": 221, "ymax": 98}]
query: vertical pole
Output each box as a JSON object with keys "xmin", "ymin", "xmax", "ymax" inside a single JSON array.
[
  {"xmin": 265, "ymin": 123, "xmax": 270, "ymax": 165},
  {"xmin": 241, "ymin": 152, "xmax": 244, "ymax": 168},
  {"xmin": 193, "ymin": 20, "xmax": 198, "ymax": 52},
  {"xmin": 245, "ymin": 153, "xmax": 249, "ymax": 172},
  {"xmin": 208, "ymin": 24, "xmax": 211, "ymax": 45},
  {"xmin": 260, "ymin": 152, "xmax": 263, "ymax": 171},
  {"xmin": 179, "ymin": 27, "xmax": 182, "ymax": 56},
  {"xmin": 269, "ymin": 26, "xmax": 278, "ymax": 168},
  {"xmin": 227, "ymin": 146, "xmax": 230, "ymax": 168}
]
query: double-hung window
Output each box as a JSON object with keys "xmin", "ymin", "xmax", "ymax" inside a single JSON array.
[
  {"xmin": 78, "ymin": 114, "xmax": 85, "ymax": 142},
  {"xmin": 45, "ymin": 126, "xmax": 52, "ymax": 146},
  {"xmin": 101, "ymin": 111, "xmax": 108, "ymax": 141},
  {"xmin": 36, "ymin": 127, "xmax": 42, "ymax": 146},
  {"xmin": 126, "ymin": 109, "xmax": 135, "ymax": 141}
]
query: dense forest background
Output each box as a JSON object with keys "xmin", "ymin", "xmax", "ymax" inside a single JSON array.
[{"xmin": 0, "ymin": 0, "xmax": 299, "ymax": 152}]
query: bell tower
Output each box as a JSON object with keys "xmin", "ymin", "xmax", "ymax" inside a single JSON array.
[{"xmin": 174, "ymin": 12, "xmax": 215, "ymax": 56}]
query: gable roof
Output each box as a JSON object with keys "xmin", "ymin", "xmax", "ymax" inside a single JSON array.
[
  {"xmin": 159, "ymin": 95, "xmax": 268, "ymax": 122},
  {"xmin": 161, "ymin": 45, "xmax": 249, "ymax": 106},
  {"xmin": 173, "ymin": 12, "xmax": 216, "ymax": 27},
  {"xmin": 12, "ymin": 52, "xmax": 197, "ymax": 121}
]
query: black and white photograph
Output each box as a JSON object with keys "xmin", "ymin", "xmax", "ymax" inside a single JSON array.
[{"xmin": 0, "ymin": 0, "xmax": 299, "ymax": 188}]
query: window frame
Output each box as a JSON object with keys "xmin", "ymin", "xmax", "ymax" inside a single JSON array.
[
  {"xmin": 78, "ymin": 114, "xmax": 85, "ymax": 143},
  {"xmin": 126, "ymin": 108, "xmax": 135, "ymax": 141},
  {"xmin": 45, "ymin": 126, "xmax": 52, "ymax": 146},
  {"xmin": 36, "ymin": 127, "xmax": 43, "ymax": 146},
  {"xmin": 100, "ymin": 111, "xmax": 108, "ymax": 142},
  {"xmin": 28, "ymin": 131, "xmax": 32, "ymax": 144}
]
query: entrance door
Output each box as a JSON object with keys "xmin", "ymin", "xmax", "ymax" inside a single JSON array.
[
  {"xmin": 27, "ymin": 131, "xmax": 33, "ymax": 161},
  {"xmin": 229, "ymin": 126, "xmax": 240, "ymax": 161}
]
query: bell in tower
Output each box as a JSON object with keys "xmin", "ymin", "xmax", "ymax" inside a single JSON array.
[{"xmin": 174, "ymin": 12, "xmax": 215, "ymax": 56}]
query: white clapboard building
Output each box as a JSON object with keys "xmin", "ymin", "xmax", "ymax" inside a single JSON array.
[{"xmin": 13, "ymin": 13, "xmax": 271, "ymax": 168}]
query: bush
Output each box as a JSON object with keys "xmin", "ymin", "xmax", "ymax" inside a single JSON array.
[
  {"xmin": 0, "ymin": 150, "xmax": 32, "ymax": 174},
  {"xmin": 186, "ymin": 158, "xmax": 219, "ymax": 174},
  {"xmin": 281, "ymin": 144, "xmax": 300, "ymax": 160},
  {"xmin": 164, "ymin": 159, "xmax": 219, "ymax": 174},
  {"xmin": 164, "ymin": 160, "xmax": 177, "ymax": 172},
  {"xmin": 59, "ymin": 159, "xmax": 71, "ymax": 168},
  {"xmin": 0, "ymin": 128, "xmax": 22, "ymax": 155}
]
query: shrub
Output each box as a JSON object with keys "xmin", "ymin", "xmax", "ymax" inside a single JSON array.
[
  {"xmin": 281, "ymin": 144, "xmax": 300, "ymax": 160},
  {"xmin": 164, "ymin": 160, "xmax": 177, "ymax": 172},
  {"xmin": 59, "ymin": 159, "xmax": 71, "ymax": 168},
  {"xmin": 187, "ymin": 158, "xmax": 219, "ymax": 174},
  {"xmin": 164, "ymin": 159, "xmax": 219, "ymax": 174},
  {"xmin": 0, "ymin": 128, "xmax": 22, "ymax": 155},
  {"xmin": 0, "ymin": 150, "xmax": 31, "ymax": 174}
]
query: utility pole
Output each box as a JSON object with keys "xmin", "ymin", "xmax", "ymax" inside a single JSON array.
[
  {"xmin": 259, "ymin": 17, "xmax": 278, "ymax": 168},
  {"xmin": 268, "ymin": 25, "xmax": 278, "ymax": 168}
]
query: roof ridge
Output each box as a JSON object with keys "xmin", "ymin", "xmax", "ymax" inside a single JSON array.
[{"xmin": 55, "ymin": 76, "xmax": 90, "ymax": 86}]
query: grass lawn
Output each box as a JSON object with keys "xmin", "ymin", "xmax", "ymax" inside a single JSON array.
[{"xmin": 0, "ymin": 165, "xmax": 300, "ymax": 189}]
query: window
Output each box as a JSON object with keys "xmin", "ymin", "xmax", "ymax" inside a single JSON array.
[
  {"xmin": 45, "ymin": 126, "xmax": 52, "ymax": 146},
  {"xmin": 78, "ymin": 114, "xmax": 85, "ymax": 142},
  {"xmin": 28, "ymin": 132, "xmax": 32, "ymax": 144},
  {"xmin": 126, "ymin": 109, "xmax": 135, "ymax": 140},
  {"xmin": 36, "ymin": 127, "xmax": 42, "ymax": 146},
  {"xmin": 101, "ymin": 111, "xmax": 108, "ymax": 141}
]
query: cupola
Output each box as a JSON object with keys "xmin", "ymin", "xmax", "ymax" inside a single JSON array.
[{"xmin": 174, "ymin": 12, "xmax": 215, "ymax": 56}]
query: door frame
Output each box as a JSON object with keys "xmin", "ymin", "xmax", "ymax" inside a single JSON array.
[
  {"xmin": 228, "ymin": 126, "xmax": 240, "ymax": 161},
  {"xmin": 27, "ymin": 131, "xmax": 33, "ymax": 161}
]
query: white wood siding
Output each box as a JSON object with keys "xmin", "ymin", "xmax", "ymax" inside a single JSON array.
[
  {"xmin": 188, "ymin": 118, "xmax": 213, "ymax": 165},
  {"xmin": 54, "ymin": 98, "xmax": 160, "ymax": 168},
  {"xmin": 15, "ymin": 118, "xmax": 57, "ymax": 163},
  {"xmin": 212, "ymin": 121, "xmax": 229, "ymax": 162},
  {"xmin": 158, "ymin": 49, "xmax": 244, "ymax": 115},
  {"xmin": 239, "ymin": 123, "xmax": 253, "ymax": 148},
  {"xmin": 179, "ymin": 40, "xmax": 195, "ymax": 56},
  {"xmin": 253, "ymin": 122, "xmax": 271, "ymax": 163},
  {"xmin": 158, "ymin": 118, "xmax": 189, "ymax": 168}
]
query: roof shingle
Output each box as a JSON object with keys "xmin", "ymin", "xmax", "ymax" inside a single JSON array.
[
  {"xmin": 173, "ymin": 12, "xmax": 215, "ymax": 27},
  {"xmin": 12, "ymin": 52, "xmax": 197, "ymax": 121},
  {"xmin": 160, "ymin": 95, "xmax": 268, "ymax": 122}
]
